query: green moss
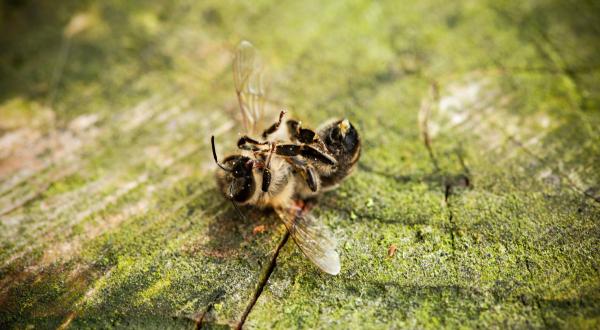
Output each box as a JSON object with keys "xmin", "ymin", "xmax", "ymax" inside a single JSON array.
[{"xmin": 1, "ymin": 0, "xmax": 599, "ymax": 328}]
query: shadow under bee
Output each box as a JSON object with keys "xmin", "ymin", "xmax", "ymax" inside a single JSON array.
[{"xmin": 196, "ymin": 192, "xmax": 281, "ymax": 260}]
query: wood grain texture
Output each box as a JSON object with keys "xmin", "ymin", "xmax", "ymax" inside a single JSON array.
[{"xmin": 1, "ymin": 0, "xmax": 599, "ymax": 328}]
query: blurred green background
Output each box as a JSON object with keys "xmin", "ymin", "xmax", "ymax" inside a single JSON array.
[{"xmin": 1, "ymin": 0, "xmax": 599, "ymax": 329}]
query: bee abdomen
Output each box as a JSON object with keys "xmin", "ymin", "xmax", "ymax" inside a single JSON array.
[{"xmin": 317, "ymin": 119, "xmax": 361, "ymax": 188}]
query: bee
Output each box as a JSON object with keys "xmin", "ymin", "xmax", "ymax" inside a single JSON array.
[
  {"xmin": 211, "ymin": 41, "xmax": 361, "ymax": 275},
  {"xmin": 284, "ymin": 117, "xmax": 361, "ymax": 198}
]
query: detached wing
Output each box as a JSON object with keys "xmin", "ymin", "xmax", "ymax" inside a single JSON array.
[
  {"xmin": 233, "ymin": 40, "xmax": 266, "ymax": 135},
  {"xmin": 276, "ymin": 205, "xmax": 341, "ymax": 275}
]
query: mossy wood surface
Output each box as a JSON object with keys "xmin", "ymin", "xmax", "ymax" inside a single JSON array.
[{"xmin": 1, "ymin": 1, "xmax": 599, "ymax": 329}]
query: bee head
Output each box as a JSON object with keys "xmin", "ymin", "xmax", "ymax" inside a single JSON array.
[
  {"xmin": 211, "ymin": 136, "xmax": 256, "ymax": 204},
  {"xmin": 220, "ymin": 155, "xmax": 256, "ymax": 203},
  {"xmin": 324, "ymin": 119, "xmax": 359, "ymax": 155}
]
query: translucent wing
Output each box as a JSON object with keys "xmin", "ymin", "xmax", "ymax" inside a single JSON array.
[
  {"xmin": 233, "ymin": 40, "xmax": 266, "ymax": 135},
  {"xmin": 276, "ymin": 205, "xmax": 341, "ymax": 275}
]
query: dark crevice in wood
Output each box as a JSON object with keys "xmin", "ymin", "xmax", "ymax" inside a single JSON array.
[
  {"xmin": 419, "ymin": 81, "xmax": 479, "ymax": 292},
  {"xmin": 417, "ymin": 67, "xmax": 595, "ymax": 207},
  {"xmin": 443, "ymin": 178, "xmax": 463, "ymax": 299},
  {"xmin": 417, "ymin": 78, "xmax": 558, "ymax": 327},
  {"xmin": 236, "ymin": 231, "xmax": 290, "ymax": 330},
  {"xmin": 193, "ymin": 289, "xmax": 226, "ymax": 329},
  {"xmin": 443, "ymin": 182, "xmax": 457, "ymax": 255},
  {"xmin": 455, "ymin": 147, "xmax": 472, "ymax": 188},
  {"xmin": 196, "ymin": 303, "xmax": 213, "ymax": 330}
]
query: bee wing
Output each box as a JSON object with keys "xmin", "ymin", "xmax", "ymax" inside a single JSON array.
[
  {"xmin": 275, "ymin": 205, "xmax": 341, "ymax": 275},
  {"xmin": 233, "ymin": 40, "xmax": 266, "ymax": 135}
]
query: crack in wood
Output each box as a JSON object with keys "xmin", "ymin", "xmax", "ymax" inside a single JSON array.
[
  {"xmin": 443, "ymin": 182, "xmax": 457, "ymax": 255},
  {"xmin": 196, "ymin": 303, "xmax": 213, "ymax": 330},
  {"xmin": 236, "ymin": 231, "xmax": 290, "ymax": 329},
  {"xmin": 419, "ymin": 81, "xmax": 464, "ymax": 287},
  {"xmin": 421, "ymin": 76, "xmax": 597, "ymax": 210},
  {"xmin": 416, "ymin": 77, "xmax": 573, "ymax": 328},
  {"xmin": 185, "ymin": 288, "xmax": 226, "ymax": 329}
]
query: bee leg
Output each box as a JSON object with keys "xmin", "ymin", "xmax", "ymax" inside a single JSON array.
[
  {"xmin": 286, "ymin": 120, "xmax": 301, "ymax": 142},
  {"xmin": 261, "ymin": 168, "xmax": 271, "ymax": 192},
  {"xmin": 260, "ymin": 143, "xmax": 276, "ymax": 192},
  {"xmin": 300, "ymin": 145, "xmax": 337, "ymax": 166},
  {"xmin": 238, "ymin": 135, "xmax": 269, "ymax": 151},
  {"xmin": 286, "ymin": 120, "xmax": 318, "ymax": 144},
  {"xmin": 275, "ymin": 144, "xmax": 302, "ymax": 156},
  {"xmin": 275, "ymin": 144, "xmax": 337, "ymax": 166},
  {"xmin": 283, "ymin": 157, "xmax": 318, "ymax": 192},
  {"xmin": 261, "ymin": 110, "xmax": 286, "ymax": 139},
  {"xmin": 305, "ymin": 165, "xmax": 319, "ymax": 192},
  {"xmin": 298, "ymin": 128, "xmax": 317, "ymax": 144}
]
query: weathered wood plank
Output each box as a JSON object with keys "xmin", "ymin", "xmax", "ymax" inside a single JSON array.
[{"xmin": 1, "ymin": 0, "xmax": 599, "ymax": 329}]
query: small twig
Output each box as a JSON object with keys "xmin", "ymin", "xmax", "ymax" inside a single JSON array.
[{"xmin": 418, "ymin": 82, "xmax": 441, "ymax": 172}]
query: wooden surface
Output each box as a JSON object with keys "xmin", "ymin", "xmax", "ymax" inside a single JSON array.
[{"xmin": 1, "ymin": 0, "xmax": 599, "ymax": 328}]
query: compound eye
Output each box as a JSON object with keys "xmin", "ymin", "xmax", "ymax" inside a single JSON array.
[
  {"xmin": 232, "ymin": 163, "xmax": 244, "ymax": 177},
  {"xmin": 231, "ymin": 175, "xmax": 255, "ymax": 203},
  {"xmin": 341, "ymin": 124, "xmax": 358, "ymax": 152},
  {"xmin": 231, "ymin": 157, "xmax": 252, "ymax": 178},
  {"xmin": 327, "ymin": 128, "xmax": 335, "ymax": 141},
  {"xmin": 327, "ymin": 126, "xmax": 342, "ymax": 145}
]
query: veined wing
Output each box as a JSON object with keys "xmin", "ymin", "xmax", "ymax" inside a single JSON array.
[
  {"xmin": 233, "ymin": 40, "xmax": 266, "ymax": 135},
  {"xmin": 276, "ymin": 205, "xmax": 341, "ymax": 275}
]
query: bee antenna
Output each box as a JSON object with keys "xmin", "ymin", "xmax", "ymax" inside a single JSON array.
[
  {"xmin": 230, "ymin": 199, "xmax": 248, "ymax": 222},
  {"xmin": 211, "ymin": 135, "xmax": 231, "ymax": 172},
  {"xmin": 227, "ymin": 184, "xmax": 247, "ymax": 221}
]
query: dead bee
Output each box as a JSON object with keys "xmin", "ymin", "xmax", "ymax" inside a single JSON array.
[
  {"xmin": 210, "ymin": 41, "xmax": 353, "ymax": 275},
  {"xmin": 212, "ymin": 133, "xmax": 340, "ymax": 274},
  {"xmin": 235, "ymin": 110, "xmax": 341, "ymax": 200},
  {"xmin": 284, "ymin": 117, "xmax": 361, "ymax": 198}
]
